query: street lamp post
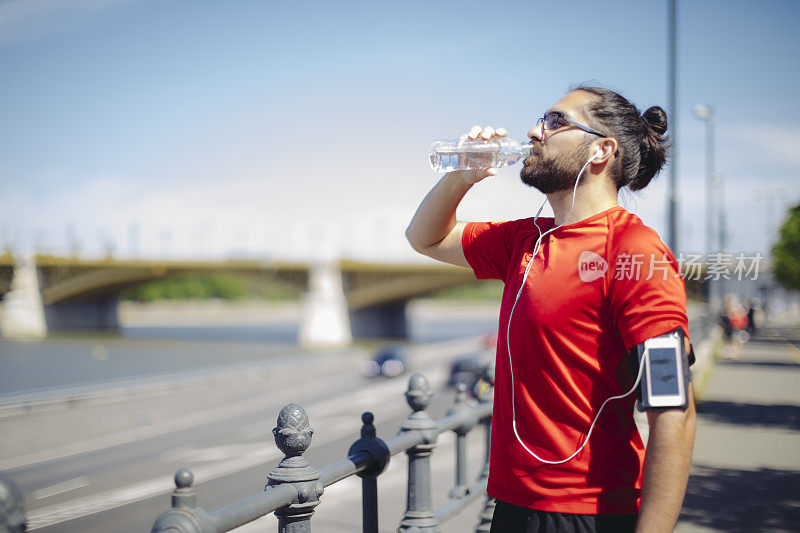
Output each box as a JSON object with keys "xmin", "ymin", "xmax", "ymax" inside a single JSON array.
[
  {"xmin": 693, "ymin": 104, "xmax": 715, "ymax": 257},
  {"xmin": 693, "ymin": 104, "xmax": 718, "ymax": 311},
  {"xmin": 667, "ymin": 0, "xmax": 679, "ymax": 253},
  {"xmin": 717, "ymin": 173, "xmax": 726, "ymax": 252}
]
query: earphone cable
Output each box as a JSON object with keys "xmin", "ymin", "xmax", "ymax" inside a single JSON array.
[{"xmin": 505, "ymin": 151, "xmax": 642, "ymax": 465}]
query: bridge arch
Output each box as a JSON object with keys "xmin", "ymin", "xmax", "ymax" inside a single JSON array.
[{"xmin": 1, "ymin": 256, "xmax": 482, "ymax": 340}]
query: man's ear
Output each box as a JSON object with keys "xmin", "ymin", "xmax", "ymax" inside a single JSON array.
[{"xmin": 592, "ymin": 138, "xmax": 618, "ymax": 163}]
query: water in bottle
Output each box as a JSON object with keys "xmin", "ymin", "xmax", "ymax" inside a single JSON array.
[{"xmin": 429, "ymin": 137, "xmax": 532, "ymax": 173}]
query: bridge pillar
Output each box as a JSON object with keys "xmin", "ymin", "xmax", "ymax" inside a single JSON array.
[
  {"xmin": 299, "ymin": 260, "xmax": 352, "ymax": 348},
  {"xmin": 0, "ymin": 253, "xmax": 47, "ymax": 338},
  {"xmin": 349, "ymin": 301, "xmax": 409, "ymax": 339},
  {"xmin": 44, "ymin": 297, "xmax": 120, "ymax": 331}
]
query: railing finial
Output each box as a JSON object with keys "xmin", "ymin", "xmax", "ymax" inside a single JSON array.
[
  {"xmin": 273, "ymin": 403, "xmax": 313, "ymax": 458},
  {"xmin": 454, "ymin": 381, "xmax": 469, "ymax": 405},
  {"xmin": 172, "ymin": 469, "xmax": 196, "ymax": 509},
  {"xmin": 405, "ymin": 372, "xmax": 433, "ymax": 413},
  {"xmin": 361, "ymin": 411, "xmax": 375, "ymax": 430},
  {"xmin": 151, "ymin": 468, "xmax": 214, "ymax": 533},
  {"xmin": 349, "ymin": 411, "xmax": 390, "ymax": 479},
  {"xmin": 268, "ymin": 403, "xmax": 322, "ymax": 532}
]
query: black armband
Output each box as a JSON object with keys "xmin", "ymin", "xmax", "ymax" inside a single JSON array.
[{"xmin": 627, "ymin": 327, "xmax": 691, "ymax": 412}]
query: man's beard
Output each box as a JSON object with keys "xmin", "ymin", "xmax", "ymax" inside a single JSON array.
[{"xmin": 519, "ymin": 143, "xmax": 589, "ymax": 194}]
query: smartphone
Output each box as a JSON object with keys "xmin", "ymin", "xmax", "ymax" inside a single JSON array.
[{"xmin": 637, "ymin": 330, "xmax": 689, "ymax": 410}]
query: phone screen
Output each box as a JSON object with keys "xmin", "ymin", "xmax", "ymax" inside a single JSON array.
[{"xmin": 648, "ymin": 347, "xmax": 680, "ymax": 395}]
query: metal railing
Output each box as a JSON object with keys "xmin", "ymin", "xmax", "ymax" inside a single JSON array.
[{"xmin": 151, "ymin": 371, "xmax": 495, "ymax": 533}]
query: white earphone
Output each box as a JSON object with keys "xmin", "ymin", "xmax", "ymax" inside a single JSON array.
[{"xmin": 506, "ymin": 148, "xmax": 644, "ymax": 465}]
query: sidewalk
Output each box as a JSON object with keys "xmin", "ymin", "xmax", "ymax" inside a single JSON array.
[{"xmin": 676, "ymin": 315, "xmax": 800, "ymax": 532}]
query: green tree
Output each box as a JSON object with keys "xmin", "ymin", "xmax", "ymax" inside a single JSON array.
[
  {"xmin": 772, "ymin": 203, "xmax": 800, "ymax": 291},
  {"xmin": 122, "ymin": 273, "xmax": 248, "ymax": 301},
  {"xmin": 121, "ymin": 273, "xmax": 301, "ymax": 302}
]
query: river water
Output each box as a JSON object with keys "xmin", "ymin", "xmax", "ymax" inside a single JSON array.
[{"xmin": 0, "ymin": 301, "xmax": 500, "ymax": 397}]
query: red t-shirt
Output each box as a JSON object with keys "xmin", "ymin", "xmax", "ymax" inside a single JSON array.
[{"xmin": 462, "ymin": 205, "xmax": 689, "ymax": 514}]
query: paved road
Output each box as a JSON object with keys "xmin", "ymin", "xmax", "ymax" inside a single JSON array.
[
  {"xmin": 677, "ymin": 315, "xmax": 800, "ymax": 533},
  {"xmin": 2, "ymin": 337, "xmax": 491, "ymax": 532}
]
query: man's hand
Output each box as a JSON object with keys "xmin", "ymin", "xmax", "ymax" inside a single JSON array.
[
  {"xmin": 450, "ymin": 125, "xmax": 508, "ymax": 184},
  {"xmin": 405, "ymin": 125, "xmax": 507, "ymax": 267}
]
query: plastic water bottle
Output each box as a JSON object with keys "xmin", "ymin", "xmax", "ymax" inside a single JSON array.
[{"xmin": 429, "ymin": 137, "xmax": 532, "ymax": 173}]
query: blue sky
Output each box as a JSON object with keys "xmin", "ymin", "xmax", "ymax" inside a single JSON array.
[{"xmin": 1, "ymin": 0, "xmax": 798, "ymax": 260}]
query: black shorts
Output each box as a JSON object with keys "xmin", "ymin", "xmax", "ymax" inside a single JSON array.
[{"xmin": 490, "ymin": 499, "xmax": 637, "ymax": 533}]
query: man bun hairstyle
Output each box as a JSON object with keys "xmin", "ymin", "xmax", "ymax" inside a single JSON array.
[{"xmin": 575, "ymin": 84, "xmax": 670, "ymax": 191}]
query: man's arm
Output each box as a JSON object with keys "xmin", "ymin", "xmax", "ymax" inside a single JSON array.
[
  {"xmin": 405, "ymin": 172, "xmax": 478, "ymax": 267},
  {"xmin": 405, "ymin": 126, "xmax": 504, "ymax": 267},
  {"xmin": 636, "ymin": 382, "xmax": 697, "ymax": 533}
]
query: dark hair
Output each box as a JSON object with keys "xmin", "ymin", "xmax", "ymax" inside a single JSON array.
[{"xmin": 573, "ymin": 84, "xmax": 669, "ymax": 191}]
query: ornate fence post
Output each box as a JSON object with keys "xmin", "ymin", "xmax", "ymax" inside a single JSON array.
[
  {"xmin": 398, "ymin": 373, "xmax": 439, "ymax": 532},
  {"xmin": 151, "ymin": 469, "xmax": 215, "ymax": 533},
  {"xmin": 348, "ymin": 412, "xmax": 390, "ymax": 533},
  {"xmin": 475, "ymin": 367, "xmax": 495, "ymax": 533},
  {"xmin": 266, "ymin": 404, "xmax": 324, "ymax": 533},
  {"xmin": 447, "ymin": 382, "xmax": 476, "ymax": 499}
]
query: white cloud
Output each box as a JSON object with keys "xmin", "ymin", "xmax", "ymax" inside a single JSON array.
[{"xmin": 0, "ymin": 0, "xmax": 138, "ymax": 44}]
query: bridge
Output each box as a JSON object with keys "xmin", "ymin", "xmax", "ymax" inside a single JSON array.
[{"xmin": 0, "ymin": 254, "xmax": 478, "ymax": 344}]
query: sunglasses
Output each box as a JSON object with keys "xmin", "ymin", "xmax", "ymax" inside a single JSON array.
[{"xmin": 537, "ymin": 111, "xmax": 607, "ymax": 138}]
